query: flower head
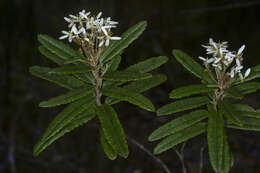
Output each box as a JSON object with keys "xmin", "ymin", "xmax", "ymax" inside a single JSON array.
[
  {"xmin": 59, "ymin": 10, "xmax": 120, "ymax": 48},
  {"xmin": 198, "ymin": 38, "xmax": 251, "ymax": 81}
]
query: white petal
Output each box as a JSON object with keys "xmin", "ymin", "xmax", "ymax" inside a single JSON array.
[
  {"xmin": 201, "ymin": 44, "xmax": 211, "ymax": 49},
  {"xmin": 84, "ymin": 37, "xmax": 90, "ymax": 42},
  {"xmin": 244, "ymin": 68, "xmax": 251, "ymax": 78},
  {"xmin": 68, "ymin": 37, "xmax": 73, "ymax": 43},
  {"xmin": 71, "ymin": 25, "xmax": 78, "ymax": 34},
  {"xmin": 59, "ymin": 35, "xmax": 68, "ymax": 40},
  {"xmin": 78, "ymin": 27, "xmax": 86, "ymax": 34},
  {"xmin": 61, "ymin": 30, "xmax": 69, "ymax": 35},
  {"xmin": 239, "ymin": 73, "xmax": 244, "ymax": 80},
  {"xmin": 235, "ymin": 58, "xmax": 241, "ymax": 66},
  {"xmin": 97, "ymin": 12, "xmax": 102, "ymax": 19},
  {"xmin": 198, "ymin": 56, "xmax": 206, "ymax": 61},
  {"xmin": 214, "ymin": 58, "xmax": 221, "ymax": 63},
  {"xmin": 230, "ymin": 70, "xmax": 235, "ymax": 78},
  {"xmin": 69, "ymin": 14, "xmax": 78, "ymax": 19},
  {"xmin": 101, "ymin": 27, "xmax": 108, "ymax": 36},
  {"xmin": 98, "ymin": 41, "xmax": 104, "ymax": 47},
  {"xmin": 206, "ymin": 58, "xmax": 215, "ymax": 64},
  {"xmin": 64, "ymin": 17, "xmax": 71, "ymax": 23},
  {"xmin": 209, "ymin": 38, "xmax": 214, "ymax": 44},
  {"xmin": 238, "ymin": 45, "xmax": 245, "ymax": 55},
  {"xmin": 105, "ymin": 39, "xmax": 110, "ymax": 46},
  {"xmin": 110, "ymin": 37, "xmax": 121, "ymax": 40}
]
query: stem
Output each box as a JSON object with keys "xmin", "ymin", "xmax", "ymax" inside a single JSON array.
[
  {"xmin": 126, "ymin": 135, "xmax": 173, "ymax": 173},
  {"xmin": 174, "ymin": 142, "xmax": 187, "ymax": 173},
  {"xmin": 92, "ymin": 66, "xmax": 103, "ymax": 106}
]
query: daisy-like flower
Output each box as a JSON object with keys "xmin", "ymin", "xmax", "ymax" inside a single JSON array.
[{"xmin": 59, "ymin": 31, "xmax": 75, "ymax": 42}]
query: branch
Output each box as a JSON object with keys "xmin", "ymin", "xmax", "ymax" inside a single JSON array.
[{"xmin": 126, "ymin": 135, "xmax": 173, "ymax": 173}]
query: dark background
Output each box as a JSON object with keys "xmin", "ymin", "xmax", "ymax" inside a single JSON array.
[{"xmin": 1, "ymin": 0, "xmax": 260, "ymax": 172}]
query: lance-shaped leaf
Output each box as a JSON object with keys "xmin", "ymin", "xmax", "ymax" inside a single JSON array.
[
  {"xmin": 172, "ymin": 49, "xmax": 214, "ymax": 84},
  {"xmin": 225, "ymin": 87, "xmax": 243, "ymax": 99},
  {"xmin": 33, "ymin": 109, "xmax": 95, "ymax": 156},
  {"xmin": 232, "ymin": 104, "xmax": 260, "ymax": 118},
  {"xmin": 106, "ymin": 56, "xmax": 121, "ymax": 73},
  {"xmin": 38, "ymin": 34, "xmax": 79, "ymax": 60},
  {"xmin": 220, "ymin": 134, "xmax": 233, "ymax": 173},
  {"xmin": 96, "ymin": 104, "xmax": 128, "ymax": 158},
  {"xmin": 125, "ymin": 56, "xmax": 168, "ymax": 73},
  {"xmin": 39, "ymin": 96, "xmax": 95, "ymax": 143},
  {"xmin": 153, "ymin": 123, "xmax": 207, "ymax": 154},
  {"xmin": 226, "ymin": 117, "xmax": 260, "ymax": 131},
  {"xmin": 157, "ymin": 96, "xmax": 210, "ymax": 116},
  {"xmin": 103, "ymin": 86, "xmax": 155, "ymax": 112},
  {"xmin": 39, "ymin": 86, "xmax": 94, "ymax": 107},
  {"xmin": 169, "ymin": 84, "xmax": 216, "ymax": 99},
  {"xmin": 100, "ymin": 127, "xmax": 118, "ymax": 160},
  {"xmin": 99, "ymin": 21, "xmax": 147, "ymax": 64},
  {"xmin": 207, "ymin": 105, "xmax": 226, "ymax": 173},
  {"xmin": 30, "ymin": 66, "xmax": 84, "ymax": 90},
  {"xmin": 219, "ymin": 100, "xmax": 244, "ymax": 126},
  {"xmin": 103, "ymin": 71, "xmax": 152, "ymax": 82},
  {"xmin": 39, "ymin": 46, "xmax": 64, "ymax": 65},
  {"xmin": 149, "ymin": 110, "xmax": 208, "ymax": 141},
  {"xmin": 106, "ymin": 74, "xmax": 167, "ymax": 105},
  {"xmin": 232, "ymin": 82, "xmax": 260, "ymax": 95},
  {"xmin": 48, "ymin": 64, "xmax": 92, "ymax": 74}
]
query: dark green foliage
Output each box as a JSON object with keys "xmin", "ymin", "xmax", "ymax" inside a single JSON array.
[
  {"xmin": 103, "ymin": 85, "xmax": 155, "ymax": 112},
  {"xmin": 157, "ymin": 96, "xmax": 210, "ymax": 116},
  {"xmin": 31, "ymin": 21, "xmax": 168, "ymax": 159},
  {"xmin": 149, "ymin": 49, "xmax": 260, "ymax": 173}
]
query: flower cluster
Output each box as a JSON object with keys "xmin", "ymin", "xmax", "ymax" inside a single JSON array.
[
  {"xmin": 59, "ymin": 10, "xmax": 121, "ymax": 48},
  {"xmin": 198, "ymin": 38, "xmax": 251, "ymax": 80}
]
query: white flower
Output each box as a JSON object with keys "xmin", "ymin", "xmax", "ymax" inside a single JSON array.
[
  {"xmin": 79, "ymin": 10, "xmax": 90, "ymax": 19},
  {"xmin": 59, "ymin": 31, "xmax": 74, "ymax": 42}
]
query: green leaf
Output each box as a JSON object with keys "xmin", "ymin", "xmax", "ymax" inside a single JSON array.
[
  {"xmin": 48, "ymin": 64, "xmax": 92, "ymax": 74},
  {"xmin": 169, "ymin": 84, "xmax": 216, "ymax": 99},
  {"xmin": 38, "ymin": 34, "xmax": 78, "ymax": 60},
  {"xmin": 219, "ymin": 100, "xmax": 244, "ymax": 126},
  {"xmin": 220, "ymin": 135, "xmax": 232, "ymax": 173},
  {"xmin": 33, "ymin": 105, "xmax": 95, "ymax": 156},
  {"xmin": 225, "ymin": 87, "xmax": 244, "ymax": 99},
  {"xmin": 99, "ymin": 21, "xmax": 147, "ymax": 64},
  {"xmin": 103, "ymin": 86, "xmax": 155, "ymax": 112},
  {"xmin": 207, "ymin": 105, "xmax": 225, "ymax": 173},
  {"xmin": 149, "ymin": 110, "xmax": 208, "ymax": 141},
  {"xmin": 125, "ymin": 56, "xmax": 168, "ymax": 73},
  {"xmin": 232, "ymin": 82, "xmax": 260, "ymax": 95},
  {"xmin": 106, "ymin": 56, "xmax": 121, "ymax": 73},
  {"xmin": 39, "ymin": 96, "xmax": 95, "ymax": 143},
  {"xmin": 232, "ymin": 104, "xmax": 260, "ymax": 118},
  {"xmin": 106, "ymin": 74, "xmax": 167, "ymax": 105},
  {"xmin": 153, "ymin": 123, "xmax": 207, "ymax": 154},
  {"xmin": 30, "ymin": 66, "xmax": 84, "ymax": 90},
  {"xmin": 226, "ymin": 117, "xmax": 260, "ymax": 131},
  {"xmin": 157, "ymin": 96, "xmax": 210, "ymax": 116},
  {"xmin": 100, "ymin": 127, "xmax": 118, "ymax": 160},
  {"xmin": 103, "ymin": 71, "xmax": 152, "ymax": 82},
  {"xmin": 172, "ymin": 49, "xmax": 214, "ymax": 84},
  {"xmin": 96, "ymin": 104, "xmax": 128, "ymax": 158},
  {"xmin": 39, "ymin": 86, "xmax": 94, "ymax": 107},
  {"xmin": 39, "ymin": 46, "xmax": 64, "ymax": 65}
]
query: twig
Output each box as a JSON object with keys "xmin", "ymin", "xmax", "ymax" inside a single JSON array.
[
  {"xmin": 126, "ymin": 135, "xmax": 172, "ymax": 173},
  {"xmin": 180, "ymin": 0, "xmax": 260, "ymax": 14},
  {"xmin": 199, "ymin": 147, "xmax": 204, "ymax": 173},
  {"xmin": 174, "ymin": 142, "xmax": 187, "ymax": 173}
]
